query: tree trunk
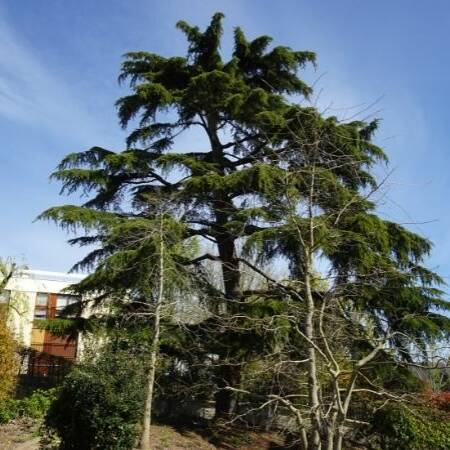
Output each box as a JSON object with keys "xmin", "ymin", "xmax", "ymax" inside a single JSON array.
[
  {"xmin": 214, "ymin": 364, "xmax": 241, "ymax": 418},
  {"xmin": 303, "ymin": 167, "xmax": 322, "ymax": 449},
  {"xmin": 334, "ymin": 430, "xmax": 344, "ymax": 450},
  {"xmin": 140, "ymin": 219, "xmax": 165, "ymax": 450},
  {"xmin": 214, "ymin": 235, "xmax": 242, "ymax": 418},
  {"xmin": 207, "ymin": 116, "xmax": 243, "ymax": 419},
  {"xmin": 305, "ymin": 265, "xmax": 322, "ymax": 449},
  {"xmin": 325, "ymin": 426, "xmax": 334, "ymax": 450}
]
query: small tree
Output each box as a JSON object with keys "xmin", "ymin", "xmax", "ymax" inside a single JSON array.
[
  {"xmin": 228, "ymin": 112, "xmax": 450, "ymax": 449},
  {"xmin": 0, "ymin": 258, "xmax": 18, "ymax": 402},
  {"xmin": 40, "ymin": 199, "xmax": 200, "ymax": 449}
]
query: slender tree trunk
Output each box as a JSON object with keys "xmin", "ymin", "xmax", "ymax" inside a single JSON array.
[
  {"xmin": 302, "ymin": 165, "xmax": 323, "ymax": 449},
  {"xmin": 304, "ymin": 264, "xmax": 322, "ymax": 449},
  {"xmin": 333, "ymin": 427, "xmax": 345, "ymax": 450},
  {"xmin": 140, "ymin": 219, "xmax": 165, "ymax": 450},
  {"xmin": 324, "ymin": 423, "xmax": 336, "ymax": 450}
]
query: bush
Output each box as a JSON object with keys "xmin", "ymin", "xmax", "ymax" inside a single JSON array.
[
  {"xmin": 45, "ymin": 347, "xmax": 146, "ymax": 450},
  {"xmin": 0, "ymin": 309, "xmax": 18, "ymax": 402},
  {"xmin": 373, "ymin": 404, "xmax": 450, "ymax": 449},
  {"xmin": 0, "ymin": 388, "xmax": 56, "ymax": 424},
  {"xmin": 0, "ymin": 399, "xmax": 17, "ymax": 424}
]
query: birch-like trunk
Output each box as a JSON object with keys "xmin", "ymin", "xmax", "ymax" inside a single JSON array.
[
  {"xmin": 305, "ymin": 262, "xmax": 322, "ymax": 450},
  {"xmin": 140, "ymin": 220, "xmax": 165, "ymax": 450},
  {"xmin": 304, "ymin": 166, "xmax": 322, "ymax": 449},
  {"xmin": 334, "ymin": 430, "xmax": 344, "ymax": 450}
]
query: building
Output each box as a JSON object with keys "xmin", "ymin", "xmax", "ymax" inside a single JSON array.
[{"xmin": 2, "ymin": 269, "xmax": 85, "ymax": 377}]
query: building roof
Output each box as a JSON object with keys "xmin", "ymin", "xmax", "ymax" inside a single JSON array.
[{"xmin": 13, "ymin": 269, "xmax": 85, "ymax": 283}]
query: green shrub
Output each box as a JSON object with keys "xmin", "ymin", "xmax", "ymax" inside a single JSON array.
[
  {"xmin": 21, "ymin": 388, "xmax": 57, "ymax": 419},
  {"xmin": 45, "ymin": 347, "xmax": 146, "ymax": 450},
  {"xmin": 0, "ymin": 389, "xmax": 56, "ymax": 424},
  {"xmin": 0, "ymin": 399, "xmax": 18, "ymax": 423},
  {"xmin": 373, "ymin": 404, "xmax": 450, "ymax": 449}
]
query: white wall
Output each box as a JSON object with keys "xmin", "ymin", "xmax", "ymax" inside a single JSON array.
[{"xmin": 5, "ymin": 270, "xmax": 84, "ymax": 348}]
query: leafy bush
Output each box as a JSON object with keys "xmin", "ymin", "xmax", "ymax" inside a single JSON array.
[
  {"xmin": 0, "ymin": 399, "xmax": 17, "ymax": 424},
  {"xmin": 0, "ymin": 308, "xmax": 18, "ymax": 401},
  {"xmin": 373, "ymin": 404, "xmax": 450, "ymax": 449},
  {"xmin": 0, "ymin": 388, "xmax": 56, "ymax": 424},
  {"xmin": 45, "ymin": 346, "xmax": 146, "ymax": 450},
  {"xmin": 21, "ymin": 388, "xmax": 57, "ymax": 419}
]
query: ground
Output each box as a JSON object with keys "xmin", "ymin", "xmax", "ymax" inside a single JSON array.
[
  {"xmin": 0, "ymin": 418, "xmax": 39, "ymax": 449},
  {"xmin": 0, "ymin": 421, "xmax": 289, "ymax": 449},
  {"xmin": 148, "ymin": 423, "xmax": 289, "ymax": 449}
]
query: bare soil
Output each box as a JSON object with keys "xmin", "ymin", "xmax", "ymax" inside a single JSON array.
[
  {"xmin": 0, "ymin": 418, "xmax": 39, "ymax": 449},
  {"xmin": 147, "ymin": 423, "xmax": 289, "ymax": 449},
  {"xmin": 0, "ymin": 421, "xmax": 290, "ymax": 449}
]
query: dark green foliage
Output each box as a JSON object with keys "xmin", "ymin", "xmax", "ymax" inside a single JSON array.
[
  {"xmin": 39, "ymin": 12, "xmax": 449, "ymax": 331},
  {"xmin": 373, "ymin": 405, "xmax": 450, "ymax": 449},
  {"xmin": 45, "ymin": 346, "xmax": 146, "ymax": 450},
  {"xmin": 38, "ymin": 11, "xmax": 318, "ymax": 264}
]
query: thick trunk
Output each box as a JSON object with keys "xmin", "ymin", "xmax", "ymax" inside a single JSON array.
[
  {"xmin": 217, "ymin": 235, "xmax": 241, "ymax": 300},
  {"xmin": 214, "ymin": 235, "xmax": 241, "ymax": 418},
  {"xmin": 206, "ymin": 117, "xmax": 243, "ymax": 419},
  {"xmin": 140, "ymin": 221, "xmax": 165, "ymax": 450},
  {"xmin": 214, "ymin": 364, "xmax": 241, "ymax": 418},
  {"xmin": 213, "ymin": 225, "xmax": 242, "ymax": 418}
]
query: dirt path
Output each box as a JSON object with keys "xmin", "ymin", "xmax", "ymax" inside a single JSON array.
[
  {"xmin": 13, "ymin": 437, "xmax": 40, "ymax": 450},
  {"xmin": 0, "ymin": 419, "xmax": 39, "ymax": 450}
]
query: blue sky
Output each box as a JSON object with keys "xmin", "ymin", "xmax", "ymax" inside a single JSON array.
[{"xmin": 1, "ymin": 0, "xmax": 450, "ymax": 280}]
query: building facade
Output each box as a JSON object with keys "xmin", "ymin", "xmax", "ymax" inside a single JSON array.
[{"xmin": 2, "ymin": 269, "xmax": 85, "ymax": 366}]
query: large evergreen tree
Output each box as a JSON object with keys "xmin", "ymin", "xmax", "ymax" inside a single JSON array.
[
  {"xmin": 40, "ymin": 13, "xmax": 450, "ymax": 436},
  {"xmin": 40, "ymin": 12, "xmax": 318, "ymax": 416}
]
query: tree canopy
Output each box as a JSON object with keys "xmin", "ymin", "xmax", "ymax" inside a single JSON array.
[{"xmin": 39, "ymin": 12, "xmax": 450, "ymax": 445}]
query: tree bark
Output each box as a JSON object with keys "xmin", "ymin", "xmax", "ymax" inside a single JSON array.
[
  {"xmin": 304, "ymin": 264, "xmax": 322, "ymax": 449},
  {"xmin": 206, "ymin": 115, "xmax": 243, "ymax": 418},
  {"xmin": 140, "ymin": 218, "xmax": 165, "ymax": 450},
  {"xmin": 334, "ymin": 429, "xmax": 344, "ymax": 450},
  {"xmin": 214, "ymin": 364, "xmax": 241, "ymax": 418},
  {"xmin": 214, "ymin": 231, "xmax": 241, "ymax": 417}
]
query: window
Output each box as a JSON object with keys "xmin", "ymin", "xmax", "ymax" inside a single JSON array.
[
  {"xmin": 36, "ymin": 293, "xmax": 48, "ymax": 306},
  {"xmin": 33, "ymin": 293, "xmax": 80, "ymax": 320},
  {"xmin": 55, "ymin": 295, "xmax": 79, "ymax": 317},
  {"xmin": 34, "ymin": 309, "xmax": 47, "ymax": 320},
  {"xmin": 34, "ymin": 293, "xmax": 48, "ymax": 320}
]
